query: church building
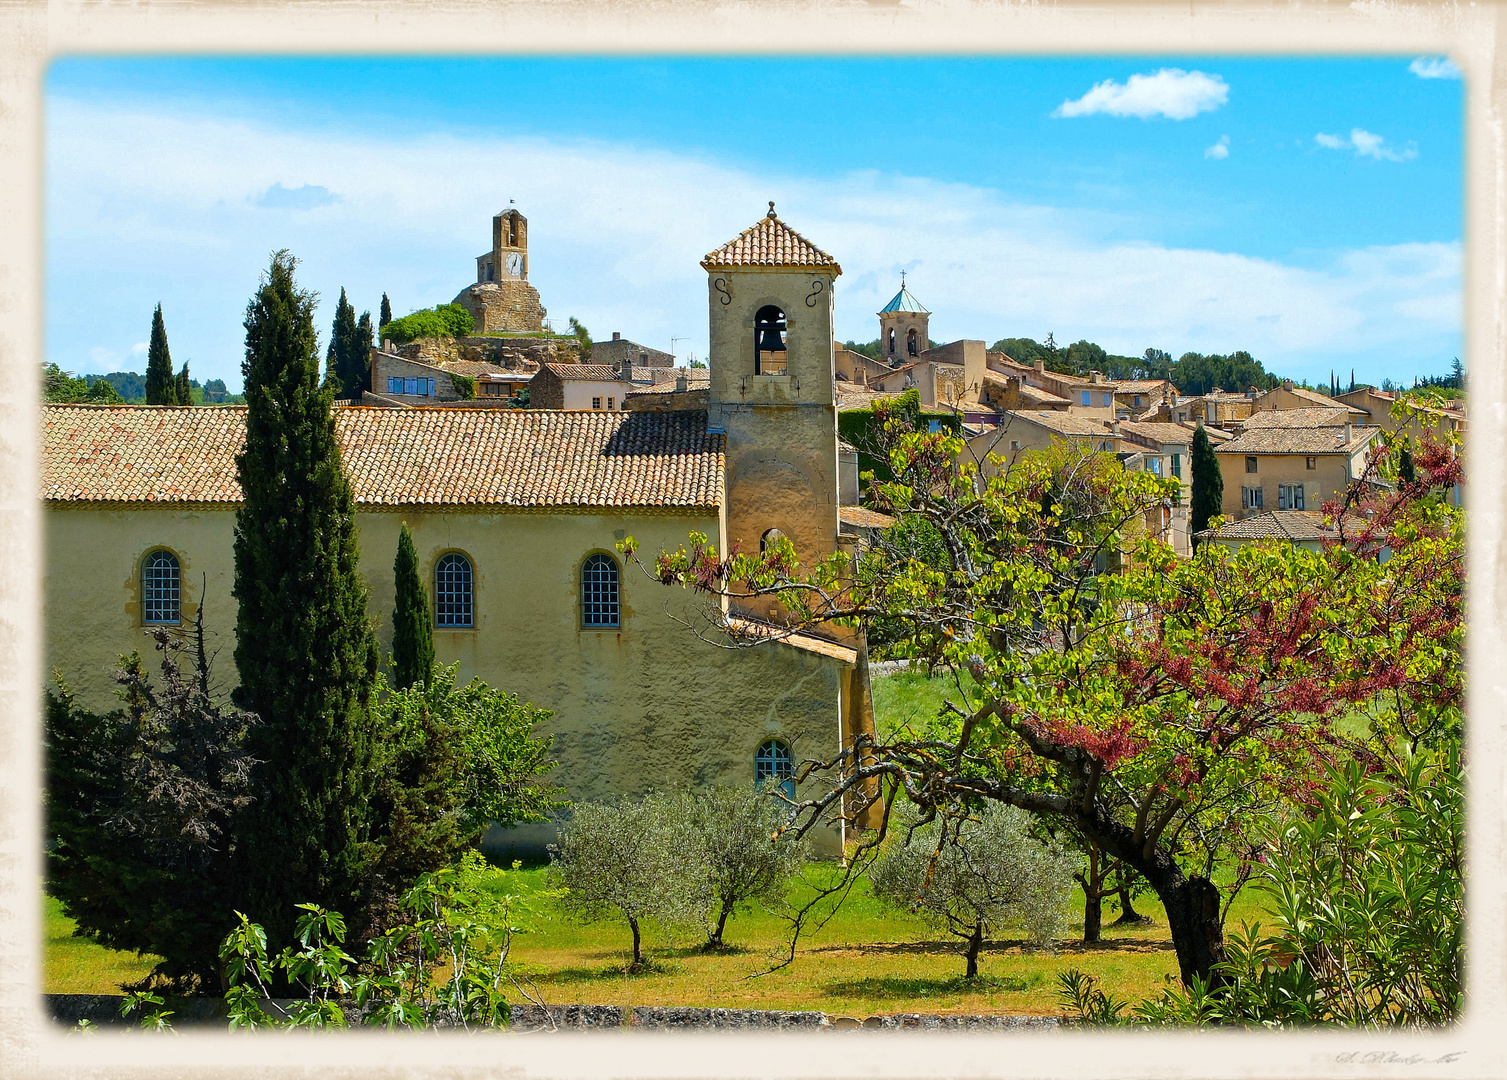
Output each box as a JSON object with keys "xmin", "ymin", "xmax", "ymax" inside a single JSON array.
[{"xmin": 42, "ymin": 207, "xmax": 875, "ymax": 856}]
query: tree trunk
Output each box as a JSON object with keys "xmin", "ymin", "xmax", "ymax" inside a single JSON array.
[
  {"xmin": 1153, "ymin": 873, "xmax": 1227, "ymax": 988},
  {"xmin": 1083, "ymin": 890, "xmax": 1102, "ymax": 944},
  {"xmin": 964, "ymin": 922, "xmax": 983, "ymax": 979},
  {"xmin": 629, "ymin": 917, "xmax": 644, "ymax": 968},
  {"xmin": 709, "ymin": 901, "xmax": 733, "ymax": 948},
  {"xmin": 1111, "ymin": 881, "xmax": 1147, "ymax": 925}
]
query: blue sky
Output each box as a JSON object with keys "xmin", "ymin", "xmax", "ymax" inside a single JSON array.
[{"xmin": 46, "ymin": 56, "xmax": 1463, "ymax": 391}]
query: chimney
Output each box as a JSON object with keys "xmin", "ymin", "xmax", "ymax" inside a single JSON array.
[
  {"xmin": 1344, "ymin": 423, "xmax": 1353, "ymax": 444},
  {"xmin": 1089, "ymin": 370, "xmax": 1102, "ymax": 384},
  {"xmin": 612, "ymin": 331, "xmax": 621, "ymax": 341},
  {"xmin": 1111, "ymin": 418, "xmax": 1122, "ymax": 437},
  {"xmin": 1034, "ymin": 359, "xmax": 1044, "ymax": 374},
  {"xmin": 676, "ymin": 374, "xmax": 688, "ymax": 392}
]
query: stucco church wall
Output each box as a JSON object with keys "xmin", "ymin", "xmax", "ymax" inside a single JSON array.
[{"xmin": 45, "ymin": 503, "xmax": 847, "ymax": 857}]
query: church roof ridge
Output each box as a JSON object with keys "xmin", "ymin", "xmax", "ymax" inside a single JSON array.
[
  {"xmin": 43, "ymin": 404, "xmax": 724, "ymax": 510},
  {"xmin": 700, "ymin": 204, "xmax": 842, "ymax": 274}
]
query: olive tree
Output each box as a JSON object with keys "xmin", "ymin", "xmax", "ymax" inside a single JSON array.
[
  {"xmin": 870, "ymin": 804, "xmax": 1075, "ymax": 977},
  {"xmin": 549, "ymin": 795, "xmax": 703, "ymax": 969},
  {"xmin": 679, "ymin": 786, "xmax": 810, "ymax": 949}
]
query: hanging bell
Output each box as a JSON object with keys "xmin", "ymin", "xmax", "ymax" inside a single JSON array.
[{"xmin": 755, "ymin": 326, "xmax": 784, "ymax": 355}]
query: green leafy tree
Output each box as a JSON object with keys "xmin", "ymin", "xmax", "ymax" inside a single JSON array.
[
  {"xmin": 380, "ymin": 304, "xmax": 474, "ymax": 345},
  {"xmin": 42, "ymin": 363, "xmax": 125, "ymax": 404},
  {"xmin": 871, "ymin": 804, "xmax": 1075, "ymax": 977},
  {"xmin": 145, "ymin": 304, "xmax": 178, "ymax": 405},
  {"xmin": 233, "ymin": 250, "xmax": 381, "ymax": 956},
  {"xmin": 1189, "ymin": 424, "xmax": 1223, "ymax": 543},
  {"xmin": 44, "ymin": 622, "xmax": 261, "ymax": 990},
  {"xmin": 631, "ymin": 408, "xmax": 1462, "ymax": 988},
  {"xmin": 390, "ymin": 524, "xmax": 434, "ymax": 691},
  {"xmin": 379, "ymin": 293, "xmax": 392, "ymax": 331},
  {"xmin": 567, "ymin": 316, "xmax": 592, "ymax": 360}
]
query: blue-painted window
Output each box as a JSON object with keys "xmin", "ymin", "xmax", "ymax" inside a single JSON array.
[
  {"xmin": 143, "ymin": 550, "xmax": 180, "ymax": 624},
  {"xmin": 435, "ymin": 553, "xmax": 474, "ymax": 627},
  {"xmin": 582, "ymin": 553, "xmax": 620, "ymax": 628},
  {"xmin": 1080, "ymin": 390, "xmax": 1091, "ymax": 406},
  {"xmin": 756, "ymin": 740, "xmax": 795, "ymax": 799}
]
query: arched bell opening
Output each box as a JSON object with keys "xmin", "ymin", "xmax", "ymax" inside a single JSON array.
[
  {"xmin": 887, "ymin": 327, "xmax": 896, "ymax": 355},
  {"xmin": 754, "ymin": 305, "xmax": 788, "ymax": 375},
  {"xmin": 907, "ymin": 328, "xmax": 919, "ymax": 356}
]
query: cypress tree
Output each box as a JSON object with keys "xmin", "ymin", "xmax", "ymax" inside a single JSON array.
[
  {"xmin": 1399, "ymin": 442, "xmax": 1416, "ymax": 485},
  {"xmin": 356, "ymin": 311, "xmax": 374, "ymax": 393},
  {"xmin": 327, "ymin": 288, "xmax": 363, "ymax": 397},
  {"xmin": 175, "ymin": 362, "xmax": 193, "ymax": 406},
  {"xmin": 1189, "ymin": 425, "xmax": 1224, "ymax": 548},
  {"xmin": 233, "ymin": 251, "xmax": 379, "ymax": 953},
  {"xmin": 145, "ymin": 304, "xmax": 178, "ymax": 405},
  {"xmin": 391, "ymin": 524, "xmax": 434, "ymax": 690},
  {"xmin": 379, "ymin": 293, "xmax": 392, "ymax": 330}
]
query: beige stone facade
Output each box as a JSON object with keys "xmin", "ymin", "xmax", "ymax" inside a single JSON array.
[
  {"xmin": 42, "ymin": 208, "xmax": 884, "ymax": 855},
  {"xmin": 1215, "ymin": 421, "xmax": 1379, "ymax": 521}
]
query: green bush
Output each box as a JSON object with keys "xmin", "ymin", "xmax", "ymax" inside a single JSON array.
[
  {"xmin": 381, "ymin": 304, "xmax": 475, "ymax": 344},
  {"xmin": 838, "ymin": 389, "xmax": 962, "ymax": 492}
]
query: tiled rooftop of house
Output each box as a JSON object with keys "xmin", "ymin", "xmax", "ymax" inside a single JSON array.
[
  {"xmin": 838, "ymin": 506, "xmax": 896, "ymax": 530},
  {"xmin": 43, "ymin": 405, "xmax": 725, "ymax": 509},
  {"xmin": 541, "ymin": 363, "xmax": 639, "ymax": 381},
  {"xmin": 630, "ymin": 370, "xmax": 712, "ymax": 395},
  {"xmin": 1196, "ymin": 510, "xmax": 1337, "ymax": 542},
  {"xmin": 700, "ymin": 208, "xmax": 841, "ymax": 272},
  {"xmin": 1001, "ymin": 410, "xmax": 1119, "ymax": 438},
  {"xmin": 1116, "ymin": 420, "xmax": 1196, "ymax": 447},
  {"xmin": 1216, "ymin": 424, "xmax": 1379, "ymax": 455},
  {"xmin": 1241, "ymin": 407, "xmax": 1353, "ymax": 430}
]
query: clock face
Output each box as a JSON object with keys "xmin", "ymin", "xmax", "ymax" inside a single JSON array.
[{"xmin": 506, "ymin": 252, "xmax": 524, "ymax": 277}]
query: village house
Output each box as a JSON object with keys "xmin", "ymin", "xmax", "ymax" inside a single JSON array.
[
  {"xmin": 1254, "ymin": 379, "xmax": 1369, "ymax": 420},
  {"xmin": 960, "ymin": 410, "xmax": 1121, "ymax": 479},
  {"xmin": 1195, "ymin": 509, "xmax": 1340, "ymax": 552},
  {"xmin": 1214, "ymin": 410, "xmax": 1381, "ymax": 521},
  {"xmin": 528, "ymin": 362, "xmax": 661, "ymax": 411},
  {"xmin": 42, "ymin": 205, "xmax": 881, "ymax": 857},
  {"xmin": 589, "ymin": 331, "xmax": 676, "ymax": 370}
]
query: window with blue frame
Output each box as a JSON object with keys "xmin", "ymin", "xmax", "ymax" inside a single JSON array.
[
  {"xmin": 388, "ymin": 376, "xmax": 434, "ymax": 396},
  {"xmin": 756, "ymin": 739, "xmax": 795, "ymax": 798},
  {"xmin": 1080, "ymin": 390, "xmax": 1091, "ymax": 406}
]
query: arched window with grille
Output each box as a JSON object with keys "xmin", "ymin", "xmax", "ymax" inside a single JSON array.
[
  {"xmin": 581, "ymin": 553, "xmax": 620, "ymax": 628},
  {"xmin": 756, "ymin": 739, "xmax": 795, "ymax": 799},
  {"xmin": 142, "ymin": 549, "xmax": 181, "ymax": 625},
  {"xmin": 435, "ymin": 553, "xmax": 474, "ymax": 628}
]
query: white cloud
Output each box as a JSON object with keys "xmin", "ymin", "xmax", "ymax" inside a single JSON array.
[
  {"xmin": 1315, "ymin": 128, "xmax": 1418, "ymax": 162},
  {"xmin": 45, "ymin": 98, "xmax": 1459, "ymax": 390},
  {"xmin": 1410, "ymin": 57, "xmax": 1462, "ymax": 80},
  {"xmin": 1205, "ymin": 135, "xmax": 1230, "ymax": 160},
  {"xmin": 1054, "ymin": 68, "xmax": 1228, "ymax": 120},
  {"xmin": 130, "ymin": 341, "xmax": 148, "ymax": 356}
]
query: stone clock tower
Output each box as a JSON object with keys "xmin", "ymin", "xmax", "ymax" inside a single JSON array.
[
  {"xmin": 701, "ymin": 204, "xmax": 843, "ymax": 627},
  {"xmin": 453, "ymin": 207, "xmax": 547, "ymax": 333}
]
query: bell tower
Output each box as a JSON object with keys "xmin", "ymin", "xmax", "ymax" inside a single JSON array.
[
  {"xmin": 478, "ymin": 207, "xmax": 529, "ymax": 284},
  {"xmin": 877, "ymin": 274, "xmax": 930, "ymax": 364},
  {"xmin": 701, "ymin": 203, "xmax": 842, "ymax": 625}
]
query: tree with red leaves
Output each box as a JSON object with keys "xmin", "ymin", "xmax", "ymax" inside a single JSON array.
[{"xmin": 626, "ymin": 399, "xmax": 1463, "ymax": 987}]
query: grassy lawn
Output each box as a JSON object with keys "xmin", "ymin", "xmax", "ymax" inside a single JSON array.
[
  {"xmin": 43, "ymin": 671, "xmax": 1275, "ymax": 1015},
  {"xmin": 44, "ymin": 895, "xmax": 160, "ymax": 994}
]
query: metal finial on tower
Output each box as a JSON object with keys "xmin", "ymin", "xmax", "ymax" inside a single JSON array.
[
  {"xmin": 900, "ymin": 270, "xmax": 907, "ymax": 288},
  {"xmin": 768, "ymin": 201, "xmax": 776, "ymax": 217}
]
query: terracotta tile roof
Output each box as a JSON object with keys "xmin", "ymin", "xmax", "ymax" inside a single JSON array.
[
  {"xmin": 839, "ymin": 506, "xmax": 896, "ymax": 530},
  {"xmin": 701, "ymin": 208, "xmax": 842, "ymax": 273},
  {"xmin": 542, "ymin": 363, "xmax": 637, "ymax": 382},
  {"xmin": 726, "ymin": 616, "xmax": 857, "ymax": 665},
  {"xmin": 43, "ymin": 404, "xmax": 724, "ymax": 509},
  {"xmin": 836, "ymin": 384, "xmax": 903, "ymax": 410},
  {"xmin": 630, "ymin": 371, "xmax": 712, "ymax": 395},
  {"xmin": 980, "ymin": 374, "xmax": 1072, "ymax": 407},
  {"xmin": 1217, "ymin": 425, "xmax": 1379, "ymax": 455},
  {"xmin": 1001, "ymin": 410, "xmax": 1118, "ymax": 438},
  {"xmin": 442, "ymin": 360, "xmax": 535, "ymax": 379},
  {"xmin": 1242, "ymin": 407, "xmax": 1352, "ymax": 430},
  {"xmin": 1117, "ymin": 420, "xmax": 1195, "ymax": 448},
  {"xmin": 1115, "ymin": 379, "xmax": 1176, "ymax": 394},
  {"xmin": 1196, "ymin": 510, "xmax": 1337, "ymax": 542}
]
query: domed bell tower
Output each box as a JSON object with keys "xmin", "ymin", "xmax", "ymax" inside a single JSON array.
[
  {"xmin": 877, "ymin": 273, "xmax": 930, "ymax": 365},
  {"xmin": 701, "ymin": 203, "xmax": 842, "ymax": 627}
]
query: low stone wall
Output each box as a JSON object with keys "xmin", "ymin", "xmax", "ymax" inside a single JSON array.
[{"xmin": 45, "ymin": 995, "xmax": 1057, "ymax": 1032}]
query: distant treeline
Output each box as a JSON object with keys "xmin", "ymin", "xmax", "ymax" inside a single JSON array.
[
  {"xmin": 990, "ymin": 338, "xmax": 1281, "ymax": 398},
  {"xmin": 82, "ymin": 371, "xmax": 238, "ymax": 404}
]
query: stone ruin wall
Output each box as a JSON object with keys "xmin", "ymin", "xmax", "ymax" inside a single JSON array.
[
  {"xmin": 391, "ymin": 335, "xmax": 581, "ymax": 370},
  {"xmin": 452, "ymin": 279, "xmax": 547, "ymax": 334}
]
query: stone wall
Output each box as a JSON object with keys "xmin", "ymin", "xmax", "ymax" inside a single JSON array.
[
  {"xmin": 381, "ymin": 336, "xmax": 579, "ymax": 370},
  {"xmin": 452, "ymin": 279, "xmax": 547, "ymax": 334},
  {"xmin": 593, "ymin": 336, "xmax": 675, "ymax": 369}
]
